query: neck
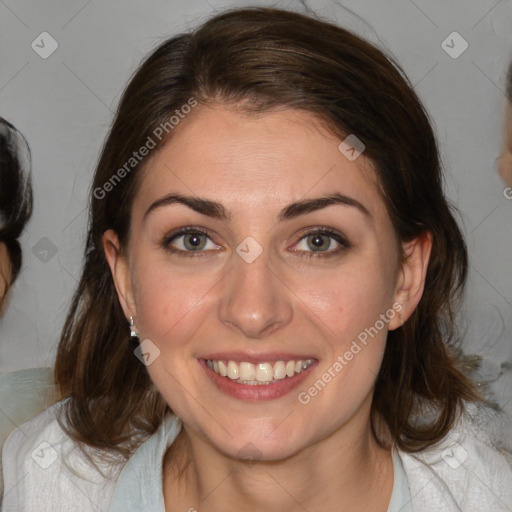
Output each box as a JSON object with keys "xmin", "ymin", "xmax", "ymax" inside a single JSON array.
[{"xmin": 163, "ymin": 413, "xmax": 393, "ymax": 512}]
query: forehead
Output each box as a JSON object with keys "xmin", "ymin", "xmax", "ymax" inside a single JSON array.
[{"xmin": 135, "ymin": 103, "xmax": 385, "ymax": 219}]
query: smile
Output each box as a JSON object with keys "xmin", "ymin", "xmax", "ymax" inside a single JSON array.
[
  {"xmin": 206, "ymin": 358, "xmax": 315, "ymax": 384},
  {"xmin": 200, "ymin": 356, "xmax": 317, "ymax": 401}
]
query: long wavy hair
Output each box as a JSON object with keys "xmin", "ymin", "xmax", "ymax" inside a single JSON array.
[{"xmin": 54, "ymin": 6, "xmax": 481, "ymax": 462}]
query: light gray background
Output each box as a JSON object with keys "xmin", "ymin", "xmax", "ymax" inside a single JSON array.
[{"xmin": 1, "ymin": 0, "xmax": 511, "ymax": 411}]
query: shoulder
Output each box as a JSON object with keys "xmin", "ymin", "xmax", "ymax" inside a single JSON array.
[
  {"xmin": 398, "ymin": 404, "xmax": 512, "ymax": 512},
  {"xmin": 0, "ymin": 368, "xmax": 57, "ymax": 445},
  {"xmin": 2, "ymin": 398, "xmax": 124, "ymax": 512}
]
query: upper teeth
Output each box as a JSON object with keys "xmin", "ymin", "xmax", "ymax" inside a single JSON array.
[{"xmin": 206, "ymin": 359, "xmax": 314, "ymax": 382}]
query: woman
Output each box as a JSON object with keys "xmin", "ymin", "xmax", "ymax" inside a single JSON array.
[
  {"xmin": 0, "ymin": 118, "xmax": 32, "ymax": 314},
  {"xmin": 3, "ymin": 7, "xmax": 511, "ymax": 511},
  {"xmin": 0, "ymin": 118, "xmax": 57, "ymax": 500}
]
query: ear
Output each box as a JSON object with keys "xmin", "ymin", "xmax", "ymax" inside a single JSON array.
[
  {"xmin": 388, "ymin": 231, "xmax": 433, "ymax": 330},
  {"xmin": 103, "ymin": 229, "xmax": 137, "ymax": 320}
]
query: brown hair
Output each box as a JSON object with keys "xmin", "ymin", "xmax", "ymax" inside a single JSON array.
[{"xmin": 54, "ymin": 6, "xmax": 481, "ymax": 460}]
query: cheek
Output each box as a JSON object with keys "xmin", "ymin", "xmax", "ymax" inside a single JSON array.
[
  {"xmin": 303, "ymin": 282, "xmax": 393, "ymax": 423},
  {"xmin": 295, "ymin": 255, "xmax": 396, "ymax": 402},
  {"xmin": 129, "ymin": 252, "xmax": 223, "ymax": 350},
  {"xmin": 296, "ymin": 258, "xmax": 396, "ymax": 340}
]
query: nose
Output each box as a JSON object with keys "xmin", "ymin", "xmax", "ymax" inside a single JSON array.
[{"xmin": 218, "ymin": 247, "xmax": 293, "ymax": 339}]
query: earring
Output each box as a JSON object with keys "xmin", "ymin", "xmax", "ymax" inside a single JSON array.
[
  {"xmin": 399, "ymin": 311, "xmax": 404, "ymax": 326},
  {"xmin": 129, "ymin": 316, "xmax": 139, "ymax": 339}
]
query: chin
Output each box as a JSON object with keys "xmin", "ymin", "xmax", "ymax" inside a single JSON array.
[
  {"xmin": 205, "ymin": 422, "xmax": 308, "ymax": 463},
  {"xmin": 226, "ymin": 437, "xmax": 302, "ymax": 463}
]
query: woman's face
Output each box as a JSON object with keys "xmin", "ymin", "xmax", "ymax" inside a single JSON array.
[{"xmin": 105, "ymin": 104, "xmax": 430, "ymax": 460}]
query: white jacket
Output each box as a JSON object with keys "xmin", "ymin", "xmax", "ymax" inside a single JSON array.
[{"xmin": 2, "ymin": 398, "xmax": 512, "ymax": 511}]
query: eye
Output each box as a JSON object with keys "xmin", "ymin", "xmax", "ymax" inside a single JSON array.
[
  {"xmin": 162, "ymin": 227, "xmax": 219, "ymax": 257},
  {"xmin": 292, "ymin": 228, "xmax": 350, "ymax": 258}
]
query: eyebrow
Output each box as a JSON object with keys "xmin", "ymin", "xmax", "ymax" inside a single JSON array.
[{"xmin": 143, "ymin": 192, "xmax": 371, "ymax": 223}]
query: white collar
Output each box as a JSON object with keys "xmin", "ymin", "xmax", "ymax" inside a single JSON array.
[
  {"xmin": 107, "ymin": 415, "xmax": 414, "ymax": 512},
  {"xmin": 107, "ymin": 413, "xmax": 182, "ymax": 511}
]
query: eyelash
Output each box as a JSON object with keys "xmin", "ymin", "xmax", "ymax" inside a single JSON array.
[{"xmin": 161, "ymin": 226, "xmax": 351, "ymax": 259}]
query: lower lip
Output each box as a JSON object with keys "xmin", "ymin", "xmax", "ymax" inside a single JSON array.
[{"xmin": 199, "ymin": 359, "xmax": 317, "ymax": 401}]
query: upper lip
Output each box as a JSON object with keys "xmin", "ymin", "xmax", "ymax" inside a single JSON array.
[{"xmin": 200, "ymin": 352, "xmax": 317, "ymax": 364}]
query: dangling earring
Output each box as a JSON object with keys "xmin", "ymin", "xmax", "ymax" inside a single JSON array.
[{"xmin": 129, "ymin": 316, "xmax": 139, "ymax": 340}]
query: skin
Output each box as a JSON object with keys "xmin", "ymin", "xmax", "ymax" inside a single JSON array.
[
  {"xmin": 498, "ymin": 101, "xmax": 512, "ymax": 188},
  {"xmin": 0, "ymin": 242, "xmax": 12, "ymax": 314},
  {"xmin": 104, "ymin": 104, "xmax": 432, "ymax": 512}
]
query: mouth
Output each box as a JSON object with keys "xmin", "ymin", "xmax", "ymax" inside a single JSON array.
[{"xmin": 199, "ymin": 356, "xmax": 317, "ymax": 401}]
